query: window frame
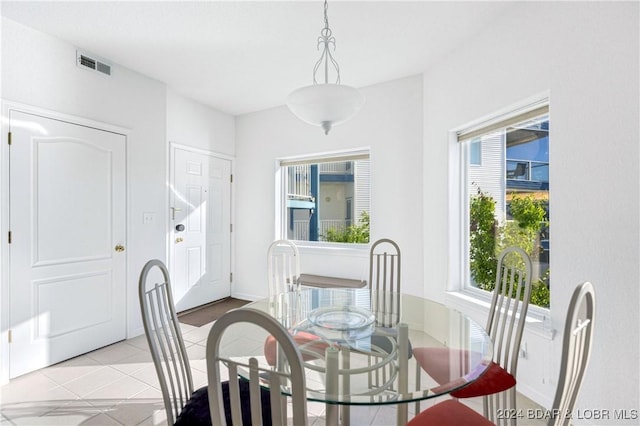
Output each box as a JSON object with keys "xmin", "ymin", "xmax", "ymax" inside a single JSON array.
[
  {"xmin": 275, "ymin": 148, "xmax": 371, "ymax": 250},
  {"xmin": 446, "ymin": 93, "xmax": 553, "ymax": 338}
]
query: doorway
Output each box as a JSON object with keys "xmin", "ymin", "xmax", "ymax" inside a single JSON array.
[{"xmin": 169, "ymin": 144, "xmax": 232, "ymax": 312}]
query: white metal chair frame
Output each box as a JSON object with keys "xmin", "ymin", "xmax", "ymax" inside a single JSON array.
[
  {"xmin": 369, "ymin": 238, "xmax": 401, "ymax": 327},
  {"xmin": 138, "ymin": 259, "xmax": 193, "ymax": 425},
  {"xmin": 483, "ymin": 246, "xmax": 533, "ymax": 425},
  {"xmin": 549, "ymin": 281, "xmax": 595, "ymax": 426},
  {"xmin": 206, "ymin": 308, "xmax": 308, "ymax": 426},
  {"xmin": 412, "ymin": 247, "xmax": 533, "ymax": 422},
  {"xmin": 366, "ymin": 238, "xmax": 406, "ymax": 405},
  {"xmin": 267, "ymin": 239, "xmax": 300, "ymax": 297},
  {"xmin": 407, "ymin": 281, "xmax": 596, "ymax": 426}
]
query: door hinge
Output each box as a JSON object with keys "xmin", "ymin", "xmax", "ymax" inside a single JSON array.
[
  {"xmin": 8, "ymin": 132, "xmax": 12, "ymax": 146},
  {"xmin": 8, "ymin": 329, "xmax": 12, "ymax": 344},
  {"xmin": 8, "ymin": 231, "xmax": 12, "ymax": 244},
  {"xmin": 230, "ymin": 224, "xmax": 233, "ymax": 232},
  {"xmin": 230, "ymin": 174, "xmax": 233, "ymax": 183},
  {"xmin": 230, "ymin": 272, "xmax": 233, "ymax": 283}
]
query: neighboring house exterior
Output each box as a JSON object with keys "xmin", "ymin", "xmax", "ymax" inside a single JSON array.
[
  {"xmin": 286, "ymin": 160, "xmax": 370, "ymax": 241},
  {"xmin": 469, "ymin": 133, "xmax": 507, "ymax": 221},
  {"xmin": 468, "ymin": 120, "xmax": 549, "ymax": 225},
  {"xmin": 468, "ymin": 119, "xmax": 550, "ymax": 280}
]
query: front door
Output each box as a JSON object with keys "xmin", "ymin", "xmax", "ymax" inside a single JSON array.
[
  {"xmin": 170, "ymin": 146, "xmax": 231, "ymax": 312},
  {"xmin": 9, "ymin": 110, "xmax": 127, "ymax": 378}
]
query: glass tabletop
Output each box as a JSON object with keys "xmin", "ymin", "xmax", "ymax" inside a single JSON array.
[{"xmin": 218, "ymin": 287, "xmax": 492, "ymax": 406}]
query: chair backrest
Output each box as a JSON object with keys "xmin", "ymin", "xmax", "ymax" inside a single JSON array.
[
  {"xmin": 267, "ymin": 239, "xmax": 300, "ymax": 297},
  {"xmin": 486, "ymin": 246, "xmax": 533, "ymax": 376},
  {"xmin": 206, "ymin": 308, "xmax": 308, "ymax": 426},
  {"xmin": 369, "ymin": 238, "xmax": 401, "ymax": 327},
  {"xmin": 138, "ymin": 259, "xmax": 193, "ymax": 425},
  {"xmin": 549, "ymin": 282, "xmax": 596, "ymax": 426}
]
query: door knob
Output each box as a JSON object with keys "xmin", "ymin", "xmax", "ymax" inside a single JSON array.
[{"xmin": 115, "ymin": 245, "xmax": 125, "ymax": 252}]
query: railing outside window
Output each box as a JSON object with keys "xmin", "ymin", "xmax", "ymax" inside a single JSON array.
[
  {"xmin": 288, "ymin": 164, "xmax": 312, "ymax": 200},
  {"xmin": 506, "ymin": 159, "xmax": 549, "ymax": 182},
  {"xmin": 293, "ymin": 219, "xmax": 349, "ymax": 241}
]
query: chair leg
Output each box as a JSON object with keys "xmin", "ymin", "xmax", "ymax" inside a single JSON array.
[
  {"xmin": 414, "ymin": 360, "xmax": 421, "ymax": 414},
  {"xmin": 397, "ymin": 324, "xmax": 409, "ymax": 426},
  {"xmin": 510, "ymin": 388, "xmax": 517, "ymax": 426},
  {"xmin": 483, "ymin": 388, "xmax": 517, "ymax": 426},
  {"xmin": 341, "ymin": 347, "xmax": 351, "ymax": 426},
  {"xmin": 325, "ymin": 346, "xmax": 340, "ymax": 426},
  {"xmin": 483, "ymin": 394, "xmax": 492, "ymax": 423},
  {"xmin": 282, "ymin": 397, "xmax": 288, "ymax": 424}
]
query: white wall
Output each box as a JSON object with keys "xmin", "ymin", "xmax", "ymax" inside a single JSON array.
[
  {"xmin": 0, "ymin": 21, "xmax": 237, "ymax": 352},
  {"xmin": 422, "ymin": 2, "xmax": 639, "ymax": 421},
  {"xmin": 1, "ymin": 18, "xmax": 168, "ymax": 341},
  {"xmin": 234, "ymin": 75, "xmax": 423, "ymax": 300},
  {"xmin": 166, "ymin": 89, "xmax": 235, "ymax": 156}
]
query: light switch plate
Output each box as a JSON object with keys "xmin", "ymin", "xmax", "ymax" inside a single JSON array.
[{"xmin": 143, "ymin": 212, "xmax": 155, "ymax": 224}]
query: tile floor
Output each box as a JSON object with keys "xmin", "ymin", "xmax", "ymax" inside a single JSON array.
[{"xmin": 1, "ymin": 320, "xmax": 546, "ymax": 425}]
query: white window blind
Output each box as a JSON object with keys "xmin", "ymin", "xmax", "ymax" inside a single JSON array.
[
  {"xmin": 279, "ymin": 149, "xmax": 369, "ymax": 166},
  {"xmin": 457, "ymin": 104, "xmax": 549, "ymax": 143}
]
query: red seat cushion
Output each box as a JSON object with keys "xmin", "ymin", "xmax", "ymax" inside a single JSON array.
[
  {"xmin": 264, "ymin": 331, "xmax": 328, "ymax": 366},
  {"xmin": 413, "ymin": 347, "xmax": 516, "ymax": 398},
  {"xmin": 407, "ymin": 399, "xmax": 494, "ymax": 426},
  {"xmin": 413, "ymin": 347, "xmax": 481, "ymax": 385},
  {"xmin": 429, "ymin": 377, "xmax": 467, "ymax": 395},
  {"xmin": 451, "ymin": 361, "xmax": 515, "ymax": 398}
]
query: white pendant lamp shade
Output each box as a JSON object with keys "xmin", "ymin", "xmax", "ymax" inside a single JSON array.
[
  {"xmin": 287, "ymin": 83, "xmax": 364, "ymax": 135},
  {"xmin": 287, "ymin": 0, "xmax": 364, "ymax": 135}
]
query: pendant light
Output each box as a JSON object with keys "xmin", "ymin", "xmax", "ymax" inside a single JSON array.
[{"xmin": 286, "ymin": 0, "xmax": 364, "ymax": 135}]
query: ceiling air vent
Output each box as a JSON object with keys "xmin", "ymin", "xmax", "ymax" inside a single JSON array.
[{"xmin": 76, "ymin": 51, "xmax": 111, "ymax": 76}]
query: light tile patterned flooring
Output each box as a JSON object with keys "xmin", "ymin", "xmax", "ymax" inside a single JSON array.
[{"xmin": 1, "ymin": 320, "xmax": 546, "ymax": 425}]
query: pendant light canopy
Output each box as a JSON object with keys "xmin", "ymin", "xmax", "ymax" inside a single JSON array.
[{"xmin": 286, "ymin": 0, "xmax": 364, "ymax": 135}]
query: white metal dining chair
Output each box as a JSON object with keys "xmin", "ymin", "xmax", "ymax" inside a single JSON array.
[
  {"xmin": 267, "ymin": 239, "xmax": 300, "ymax": 297},
  {"xmin": 140, "ymin": 259, "xmax": 271, "ymax": 425},
  {"xmin": 366, "ymin": 238, "xmax": 411, "ymax": 393},
  {"xmin": 207, "ymin": 308, "xmax": 309, "ymax": 426},
  {"xmin": 413, "ymin": 246, "xmax": 533, "ymax": 424},
  {"xmin": 265, "ymin": 239, "xmax": 324, "ymax": 369},
  {"xmin": 138, "ymin": 259, "xmax": 195, "ymax": 425},
  {"xmin": 407, "ymin": 281, "xmax": 596, "ymax": 426},
  {"xmin": 369, "ymin": 238, "xmax": 401, "ymax": 326},
  {"xmin": 549, "ymin": 281, "xmax": 595, "ymax": 426}
]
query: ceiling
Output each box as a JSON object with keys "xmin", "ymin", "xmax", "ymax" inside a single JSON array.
[{"xmin": 1, "ymin": 1, "xmax": 514, "ymax": 116}]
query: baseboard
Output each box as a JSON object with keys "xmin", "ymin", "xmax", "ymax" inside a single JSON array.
[
  {"xmin": 128, "ymin": 326, "xmax": 145, "ymax": 340},
  {"xmin": 230, "ymin": 291, "xmax": 260, "ymax": 302},
  {"xmin": 518, "ymin": 382, "xmax": 553, "ymax": 410}
]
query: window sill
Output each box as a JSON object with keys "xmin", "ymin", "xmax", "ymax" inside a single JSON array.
[
  {"xmin": 444, "ymin": 289, "xmax": 556, "ymax": 341},
  {"xmin": 293, "ymin": 241, "xmax": 370, "ymax": 256}
]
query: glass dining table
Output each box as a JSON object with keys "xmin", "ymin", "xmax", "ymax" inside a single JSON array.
[{"xmin": 217, "ymin": 287, "xmax": 492, "ymax": 426}]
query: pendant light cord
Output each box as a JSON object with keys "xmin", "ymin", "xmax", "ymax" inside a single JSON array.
[{"xmin": 313, "ymin": 0, "xmax": 341, "ymax": 85}]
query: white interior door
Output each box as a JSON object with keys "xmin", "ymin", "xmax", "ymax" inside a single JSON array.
[
  {"xmin": 9, "ymin": 110, "xmax": 127, "ymax": 378},
  {"xmin": 170, "ymin": 146, "xmax": 231, "ymax": 312}
]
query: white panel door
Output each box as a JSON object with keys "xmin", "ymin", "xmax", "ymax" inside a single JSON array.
[
  {"xmin": 9, "ymin": 110, "xmax": 126, "ymax": 378},
  {"xmin": 171, "ymin": 146, "xmax": 231, "ymax": 312}
]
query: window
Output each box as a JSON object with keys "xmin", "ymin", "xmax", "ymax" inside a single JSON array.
[
  {"xmin": 469, "ymin": 139, "xmax": 482, "ymax": 165},
  {"xmin": 459, "ymin": 103, "xmax": 550, "ymax": 308},
  {"xmin": 278, "ymin": 151, "xmax": 370, "ymax": 244}
]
